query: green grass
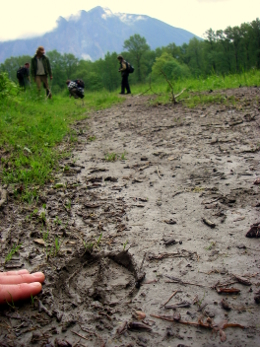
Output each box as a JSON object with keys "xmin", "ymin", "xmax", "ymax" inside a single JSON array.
[
  {"xmin": 105, "ymin": 151, "xmax": 127, "ymax": 162},
  {"xmin": 0, "ymin": 87, "xmax": 123, "ymax": 198},
  {"xmin": 133, "ymin": 68, "xmax": 260, "ymax": 107},
  {"xmin": 105, "ymin": 152, "xmax": 119, "ymax": 161},
  {"xmin": 5, "ymin": 244, "xmax": 22, "ymax": 263}
]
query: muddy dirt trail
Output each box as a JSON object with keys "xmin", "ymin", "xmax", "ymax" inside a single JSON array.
[{"xmin": 1, "ymin": 87, "xmax": 260, "ymax": 347}]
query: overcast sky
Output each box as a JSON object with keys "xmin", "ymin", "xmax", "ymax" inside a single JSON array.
[{"xmin": 0, "ymin": 0, "xmax": 259, "ymax": 41}]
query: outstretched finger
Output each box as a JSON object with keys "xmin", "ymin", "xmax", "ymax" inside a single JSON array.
[
  {"xmin": 0, "ymin": 282, "xmax": 42, "ymax": 304},
  {"xmin": 0, "ymin": 270, "xmax": 29, "ymax": 277},
  {"xmin": 0, "ymin": 272, "xmax": 45, "ymax": 285}
]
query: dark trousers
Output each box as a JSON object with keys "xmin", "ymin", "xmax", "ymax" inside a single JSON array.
[
  {"xmin": 18, "ymin": 78, "xmax": 30, "ymax": 90},
  {"xmin": 121, "ymin": 74, "xmax": 131, "ymax": 94}
]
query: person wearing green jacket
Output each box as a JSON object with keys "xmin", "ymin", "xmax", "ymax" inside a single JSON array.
[{"xmin": 31, "ymin": 46, "xmax": 53, "ymax": 98}]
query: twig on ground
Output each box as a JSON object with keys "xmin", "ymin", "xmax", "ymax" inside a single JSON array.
[
  {"xmin": 162, "ymin": 290, "xmax": 180, "ymax": 307},
  {"xmin": 71, "ymin": 330, "xmax": 89, "ymax": 341}
]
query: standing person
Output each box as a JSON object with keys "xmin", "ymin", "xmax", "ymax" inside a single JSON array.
[
  {"xmin": 31, "ymin": 46, "xmax": 53, "ymax": 99},
  {"xmin": 17, "ymin": 63, "xmax": 30, "ymax": 89},
  {"xmin": 117, "ymin": 55, "xmax": 131, "ymax": 95}
]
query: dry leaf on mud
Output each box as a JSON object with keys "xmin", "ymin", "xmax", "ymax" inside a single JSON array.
[
  {"xmin": 219, "ymin": 329, "xmax": 227, "ymax": 342},
  {"xmin": 164, "ymin": 219, "xmax": 177, "ymax": 225},
  {"xmin": 246, "ymin": 221, "xmax": 260, "ymax": 238},
  {"xmin": 33, "ymin": 239, "xmax": 45, "ymax": 246},
  {"xmin": 128, "ymin": 321, "xmax": 152, "ymax": 331},
  {"xmin": 254, "ymin": 177, "xmax": 260, "ymax": 185},
  {"xmin": 202, "ymin": 217, "xmax": 216, "ymax": 228},
  {"xmin": 132, "ymin": 310, "xmax": 146, "ymax": 320},
  {"xmin": 216, "ymin": 287, "xmax": 240, "ymax": 294}
]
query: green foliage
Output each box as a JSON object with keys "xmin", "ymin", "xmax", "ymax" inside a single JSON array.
[
  {"xmin": 152, "ymin": 52, "xmax": 190, "ymax": 80},
  {"xmin": 5, "ymin": 244, "xmax": 22, "ymax": 263},
  {"xmin": 6, "ymin": 292, "xmax": 16, "ymax": 309},
  {"xmin": 123, "ymin": 34, "xmax": 150, "ymax": 82},
  {"xmin": 0, "ymin": 72, "xmax": 19, "ymax": 100},
  {"xmin": 121, "ymin": 151, "xmax": 127, "ymax": 160},
  {"xmin": 0, "ymin": 88, "xmax": 123, "ymax": 190},
  {"xmin": 96, "ymin": 233, "xmax": 102, "ymax": 247},
  {"xmin": 105, "ymin": 152, "xmax": 119, "ymax": 162},
  {"xmin": 123, "ymin": 240, "xmax": 128, "ymax": 250},
  {"xmin": 0, "ymin": 55, "xmax": 31, "ymax": 82},
  {"xmin": 55, "ymin": 237, "xmax": 60, "ymax": 255}
]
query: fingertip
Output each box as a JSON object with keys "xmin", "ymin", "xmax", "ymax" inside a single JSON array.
[{"xmin": 31, "ymin": 272, "xmax": 45, "ymax": 283}]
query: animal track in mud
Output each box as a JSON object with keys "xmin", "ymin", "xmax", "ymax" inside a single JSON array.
[{"xmin": 47, "ymin": 250, "xmax": 145, "ymax": 325}]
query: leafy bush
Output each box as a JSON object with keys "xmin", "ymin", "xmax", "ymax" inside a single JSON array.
[
  {"xmin": 0, "ymin": 72, "xmax": 19, "ymax": 100},
  {"xmin": 151, "ymin": 52, "xmax": 190, "ymax": 81}
]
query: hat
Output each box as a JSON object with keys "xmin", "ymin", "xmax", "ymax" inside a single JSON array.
[{"xmin": 117, "ymin": 55, "xmax": 123, "ymax": 60}]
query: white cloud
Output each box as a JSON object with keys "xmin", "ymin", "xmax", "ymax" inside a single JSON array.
[{"xmin": 0, "ymin": 0, "xmax": 259, "ymax": 41}]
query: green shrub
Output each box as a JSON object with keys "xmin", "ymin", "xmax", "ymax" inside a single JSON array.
[
  {"xmin": 151, "ymin": 52, "xmax": 190, "ymax": 81},
  {"xmin": 0, "ymin": 72, "xmax": 19, "ymax": 100}
]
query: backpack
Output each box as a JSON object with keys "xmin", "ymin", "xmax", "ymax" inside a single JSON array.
[
  {"xmin": 76, "ymin": 79, "xmax": 85, "ymax": 88},
  {"xmin": 126, "ymin": 61, "xmax": 134, "ymax": 74},
  {"xmin": 17, "ymin": 67, "xmax": 25, "ymax": 80}
]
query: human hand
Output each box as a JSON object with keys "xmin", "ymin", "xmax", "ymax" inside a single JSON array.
[{"xmin": 0, "ymin": 269, "xmax": 45, "ymax": 304}]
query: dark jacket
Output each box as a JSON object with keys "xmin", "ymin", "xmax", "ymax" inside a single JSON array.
[
  {"xmin": 31, "ymin": 54, "xmax": 52, "ymax": 77},
  {"xmin": 119, "ymin": 60, "xmax": 129, "ymax": 77}
]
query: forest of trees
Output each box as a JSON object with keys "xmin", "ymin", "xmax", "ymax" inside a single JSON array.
[{"xmin": 1, "ymin": 18, "xmax": 259, "ymax": 93}]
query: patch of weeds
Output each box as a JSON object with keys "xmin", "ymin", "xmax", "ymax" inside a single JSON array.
[
  {"xmin": 21, "ymin": 189, "xmax": 39, "ymax": 204},
  {"xmin": 46, "ymin": 236, "xmax": 61, "ymax": 258},
  {"xmin": 54, "ymin": 216, "xmax": 62, "ymax": 225},
  {"xmin": 83, "ymin": 240, "xmax": 94, "ymax": 251},
  {"xmin": 26, "ymin": 208, "xmax": 38, "ymax": 221},
  {"xmin": 55, "ymin": 183, "xmax": 66, "ymax": 189},
  {"xmin": 83, "ymin": 233, "xmax": 103, "ymax": 251},
  {"xmin": 69, "ymin": 135, "xmax": 77, "ymax": 143},
  {"xmin": 54, "ymin": 237, "xmax": 60, "ymax": 255},
  {"xmin": 42, "ymin": 229, "xmax": 49, "ymax": 242},
  {"xmin": 87, "ymin": 136, "xmax": 96, "ymax": 142},
  {"xmin": 40, "ymin": 211, "xmax": 46, "ymax": 225},
  {"xmin": 96, "ymin": 233, "xmax": 102, "ymax": 248},
  {"xmin": 5, "ymin": 244, "xmax": 22, "ymax": 263},
  {"xmin": 193, "ymin": 186, "xmax": 205, "ymax": 193},
  {"xmin": 196, "ymin": 291, "xmax": 206, "ymax": 309},
  {"xmin": 123, "ymin": 240, "xmax": 128, "ymax": 250},
  {"xmin": 205, "ymin": 241, "xmax": 216, "ymax": 250},
  {"xmin": 65, "ymin": 199, "xmax": 72, "ymax": 209},
  {"xmin": 184, "ymin": 94, "xmax": 227, "ymax": 108},
  {"xmin": 30, "ymin": 294, "xmax": 35, "ymax": 306},
  {"xmin": 6, "ymin": 292, "xmax": 16, "ymax": 309},
  {"xmin": 105, "ymin": 152, "xmax": 119, "ymax": 162},
  {"xmin": 121, "ymin": 151, "xmax": 127, "ymax": 160}
]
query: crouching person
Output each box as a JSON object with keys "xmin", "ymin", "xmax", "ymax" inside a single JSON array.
[{"xmin": 66, "ymin": 79, "xmax": 84, "ymax": 99}]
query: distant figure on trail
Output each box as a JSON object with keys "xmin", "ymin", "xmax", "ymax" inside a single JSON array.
[
  {"xmin": 31, "ymin": 46, "xmax": 53, "ymax": 99},
  {"xmin": 17, "ymin": 63, "xmax": 30, "ymax": 89},
  {"xmin": 66, "ymin": 79, "xmax": 84, "ymax": 99},
  {"xmin": 117, "ymin": 55, "xmax": 131, "ymax": 95}
]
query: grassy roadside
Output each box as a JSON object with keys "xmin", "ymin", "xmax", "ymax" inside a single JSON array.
[
  {"xmin": 133, "ymin": 68, "xmax": 260, "ymax": 107},
  {"xmin": 0, "ymin": 84, "xmax": 123, "ymax": 201}
]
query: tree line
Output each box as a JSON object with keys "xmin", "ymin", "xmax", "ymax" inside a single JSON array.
[{"xmin": 1, "ymin": 18, "xmax": 259, "ymax": 92}]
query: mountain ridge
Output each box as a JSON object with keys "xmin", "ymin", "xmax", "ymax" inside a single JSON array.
[{"xmin": 0, "ymin": 6, "xmax": 200, "ymax": 63}]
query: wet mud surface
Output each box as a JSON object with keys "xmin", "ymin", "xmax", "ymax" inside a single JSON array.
[{"xmin": 1, "ymin": 87, "xmax": 260, "ymax": 346}]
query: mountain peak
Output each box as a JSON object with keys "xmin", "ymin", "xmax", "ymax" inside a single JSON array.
[{"xmin": 0, "ymin": 7, "xmax": 199, "ymax": 63}]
